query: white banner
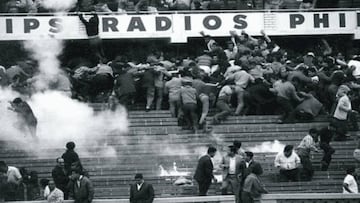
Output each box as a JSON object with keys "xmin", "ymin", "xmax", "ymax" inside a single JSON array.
[{"xmin": 0, "ymin": 11, "xmax": 358, "ymax": 42}]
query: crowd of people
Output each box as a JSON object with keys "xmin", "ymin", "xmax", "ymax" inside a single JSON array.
[
  {"xmin": 1, "ymin": 27, "xmax": 360, "ymax": 137},
  {"xmin": 0, "ymin": 0, "xmax": 350, "ymax": 13},
  {"xmin": 1, "ymin": 128, "xmax": 358, "ymax": 203},
  {"xmin": 0, "ymin": 142, "xmax": 95, "ymax": 202}
]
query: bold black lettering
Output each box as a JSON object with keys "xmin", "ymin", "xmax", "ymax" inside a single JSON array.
[
  {"xmin": 156, "ymin": 16, "xmax": 171, "ymax": 31},
  {"xmin": 24, "ymin": 18, "xmax": 40, "ymax": 33},
  {"xmin": 185, "ymin": 16, "xmax": 191, "ymax": 31},
  {"xmin": 233, "ymin": 14, "xmax": 247, "ymax": 30},
  {"xmin": 103, "ymin": 17, "xmax": 119, "ymax": 32},
  {"xmin": 339, "ymin": 13, "xmax": 346, "ymax": 28},
  {"xmin": 127, "ymin": 17, "xmax": 146, "ymax": 32},
  {"xmin": 6, "ymin": 19, "xmax": 12, "ymax": 33},
  {"xmin": 49, "ymin": 18, "xmax": 62, "ymax": 34},
  {"xmin": 357, "ymin": 13, "xmax": 360, "ymax": 27},
  {"xmin": 203, "ymin": 15, "xmax": 221, "ymax": 30},
  {"xmin": 314, "ymin": 14, "xmax": 329, "ymax": 28},
  {"xmin": 289, "ymin": 14, "xmax": 304, "ymax": 29}
]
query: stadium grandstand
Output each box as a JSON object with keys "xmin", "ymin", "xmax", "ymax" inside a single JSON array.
[{"xmin": 1, "ymin": 0, "xmax": 360, "ymax": 203}]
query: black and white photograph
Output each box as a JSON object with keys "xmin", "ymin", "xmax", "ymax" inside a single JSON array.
[{"xmin": 0, "ymin": 0, "xmax": 360, "ymax": 202}]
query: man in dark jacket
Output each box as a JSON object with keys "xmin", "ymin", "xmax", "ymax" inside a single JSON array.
[
  {"xmin": 318, "ymin": 125, "xmax": 336, "ymax": 171},
  {"xmin": 129, "ymin": 173, "xmax": 154, "ymax": 203},
  {"xmin": 61, "ymin": 142, "xmax": 81, "ymax": 176},
  {"xmin": 113, "ymin": 64, "xmax": 136, "ymax": 109},
  {"xmin": 52, "ymin": 157, "xmax": 70, "ymax": 199},
  {"xmin": 194, "ymin": 146, "xmax": 217, "ymax": 196},
  {"xmin": 69, "ymin": 169, "xmax": 94, "ymax": 203},
  {"xmin": 9, "ymin": 97, "xmax": 37, "ymax": 138},
  {"xmin": 79, "ymin": 12, "xmax": 105, "ymax": 60}
]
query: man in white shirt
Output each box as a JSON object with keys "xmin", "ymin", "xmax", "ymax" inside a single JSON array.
[
  {"xmin": 0, "ymin": 161, "xmax": 22, "ymax": 201},
  {"xmin": 274, "ymin": 145, "xmax": 301, "ymax": 182},
  {"xmin": 343, "ymin": 166, "xmax": 358, "ymax": 194},
  {"xmin": 44, "ymin": 180, "xmax": 64, "ymax": 203},
  {"xmin": 220, "ymin": 145, "xmax": 243, "ymax": 203},
  {"xmin": 332, "ymin": 85, "xmax": 355, "ymax": 141}
]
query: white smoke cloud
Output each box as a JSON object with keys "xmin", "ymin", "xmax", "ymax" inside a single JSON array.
[
  {"xmin": 41, "ymin": 0, "xmax": 77, "ymax": 12},
  {"xmin": 23, "ymin": 39, "xmax": 63, "ymax": 91},
  {"xmin": 0, "ymin": 88, "xmax": 128, "ymax": 158},
  {"xmin": 246, "ymin": 140, "xmax": 285, "ymax": 153}
]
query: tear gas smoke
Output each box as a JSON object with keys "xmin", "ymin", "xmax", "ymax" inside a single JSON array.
[
  {"xmin": 0, "ymin": 88, "xmax": 128, "ymax": 158},
  {"xmin": 23, "ymin": 39, "xmax": 63, "ymax": 91},
  {"xmin": 246, "ymin": 140, "xmax": 285, "ymax": 153}
]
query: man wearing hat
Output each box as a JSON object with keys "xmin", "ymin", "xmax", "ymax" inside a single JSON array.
[
  {"xmin": 220, "ymin": 145, "xmax": 243, "ymax": 203},
  {"xmin": 129, "ymin": 173, "xmax": 154, "ymax": 203},
  {"xmin": 331, "ymin": 84, "xmax": 354, "ymax": 141},
  {"xmin": 9, "ymin": 97, "xmax": 37, "ymax": 139}
]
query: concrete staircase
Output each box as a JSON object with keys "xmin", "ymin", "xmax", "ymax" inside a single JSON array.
[{"xmin": 0, "ymin": 107, "xmax": 359, "ymax": 199}]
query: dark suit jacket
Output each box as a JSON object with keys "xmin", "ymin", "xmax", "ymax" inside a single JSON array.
[
  {"xmin": 239, "ymin": 160, "xmax": 262, "ymax": 184},
  {"xmin": 194, "ymin": 155, "xmax": 214, "ymax": 183},
  {"xmin": 129, "ymin": 182, "xmax": 154, "ymax": 203},
  {"xmin": 52, "ymin": 165, "xmax": 69, "ymax": 190},
  {"xmin": 71, "ymin": 176, "xmax": 94, "ymax": 203}
]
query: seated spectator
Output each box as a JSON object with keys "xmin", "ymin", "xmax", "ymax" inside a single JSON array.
[
  {"xmin": 5, "ymin": 0, "xmax": 34, "ymax": 13},
  {"xmin": 264, "ymin": 0, "xmax": 284, "ymax": 9},
  {"xmin": 343, "ymin": 166, "xmax": 358, "ymax": 194},
  {"xmin": 315, "ymin": 0, "xmax": 338, "ymax": 8},
  {"xmin": 77, "ymin": 0, "xmax": 96, "ymax": 12},
  {"xmin": 168, "ymin": 0, "xmax": 192, "ymax": 10},
  {"xmin": 274, "ymin": 145, "xmax": 301, "ymax": 182},
  {"xmin": 94, "ymin": 0, "xmax": 112, "ymax": 12},
  {"xmin": 44, "ymin": 180, "xmax": 64, "ymax": 203},
  {"xmin": 299, "ymin": 0, "xmax": 316, "ymax": 10}
]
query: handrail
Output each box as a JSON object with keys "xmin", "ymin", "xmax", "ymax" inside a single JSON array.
[{"xmin": 0, "ymin": 8, "xmax": 359, "ymax": 16}]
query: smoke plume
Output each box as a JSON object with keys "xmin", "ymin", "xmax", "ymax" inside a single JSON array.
[
  {"xmin": 0, "ymin": 88, "xmax": 128, "ymax": 158},
  {"xmin": 246, "ymin": 140, "xmax": 285, "ymax": 153},
  {"xmin": 23, "ymin": 39, "xmax": 63, "ymax": 91}
]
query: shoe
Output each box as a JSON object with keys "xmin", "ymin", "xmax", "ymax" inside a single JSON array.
[{"xmin": 145, "ymin": 107, "xmax": 151, "ymax": 112}]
